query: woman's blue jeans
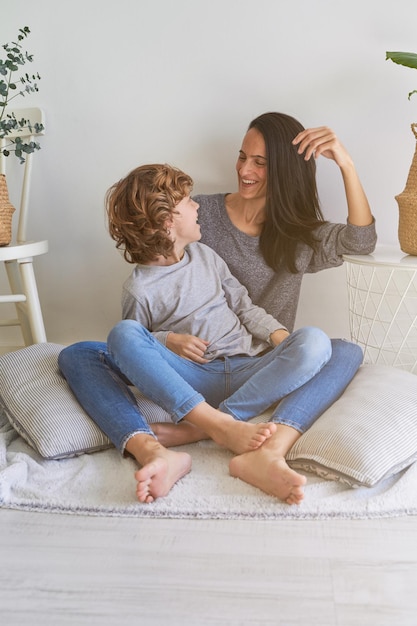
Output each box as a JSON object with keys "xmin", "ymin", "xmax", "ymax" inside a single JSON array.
[{"xmin": 58, "ymin": 321, "xmax": 363, "ymax": 453}]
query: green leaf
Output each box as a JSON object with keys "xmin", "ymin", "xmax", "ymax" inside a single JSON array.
[
  {"xmin": 0, "ymin": 26, "xmax": 42, "ymax": 160},
  {"xmin": 386, "ymin": 51, "xmax": 417, "ymax": 70}
]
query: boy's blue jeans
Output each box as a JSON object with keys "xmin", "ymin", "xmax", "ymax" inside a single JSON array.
[{"xmin": 58, "ymin": 321, "xmax": 363, "ymax": 453}]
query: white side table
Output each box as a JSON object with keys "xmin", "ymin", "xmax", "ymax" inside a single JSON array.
[{"xmin": 343, "ymin": 245, "xmax": 417, "ymax": 373}]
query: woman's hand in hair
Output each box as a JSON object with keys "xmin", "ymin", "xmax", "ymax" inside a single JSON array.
[
  {"xmin": 294, "ymin": 127, "xmax": 373, "ymax": 226},
  {"xmin": 292, "ymin": 127, "xmax": 353, "ymax": 169},
  {"xmin": 166, "ymin": 332, "xmax": 210, "ymax": 363}
]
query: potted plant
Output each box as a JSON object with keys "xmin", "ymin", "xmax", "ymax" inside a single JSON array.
[
  {"xmin": 386, "ymin": 51, "xmax": 417, "ymax": 100},
  {"xmin": 0, "ymin": 26, "xmax": 43, "ymax": 245},
  {"xmin": 386, "ymin": 51, "xmax": 417, "ymax": 255}
]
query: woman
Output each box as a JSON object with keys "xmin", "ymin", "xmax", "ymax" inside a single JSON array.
[
  {"xmin": 198, "ymin": 112, "xmax": 375, "ymax": 333},
  {"xmin": 59, "ymin": 112, "xmax": 375, "ymax": 502},
  {"xmin": 147, "ymin": 112, "xmax": 375, "ymax": 442}
]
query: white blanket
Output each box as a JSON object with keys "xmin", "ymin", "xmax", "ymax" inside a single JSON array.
[{"xmin": 1, "ymin": 413, "xmax": 417, "ymax": 520}]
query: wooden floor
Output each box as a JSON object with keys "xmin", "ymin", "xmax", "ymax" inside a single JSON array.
[{"xmin": 1, "ymin": 508, "xmax": 417, "ymax": 625}]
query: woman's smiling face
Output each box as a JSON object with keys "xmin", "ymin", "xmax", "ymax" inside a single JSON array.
[{"xmin": 235, "ymin": 127, "xmax": 267, "ymax": 201}]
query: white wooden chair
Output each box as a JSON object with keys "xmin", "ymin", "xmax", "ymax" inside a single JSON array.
[{"xmin": 0, "ymin": 107, "xmax": 48, "ymax": 344}]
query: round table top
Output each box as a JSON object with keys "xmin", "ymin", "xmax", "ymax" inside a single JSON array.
[{"xmin": 343, "ymin": 244, "xmax": 417, "ymax": 268}]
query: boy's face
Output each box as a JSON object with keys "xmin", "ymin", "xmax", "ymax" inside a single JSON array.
[{"xmin": 171, "ymin": 195, "xmax": 201, "ymax": 246}]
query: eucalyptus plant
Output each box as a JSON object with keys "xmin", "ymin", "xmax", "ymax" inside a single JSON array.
[
  {"xmin": 386, "ymin": 51, "xmax": 417, "ymax": 101},
  {"xmin": 0, "ymin": 26, "xmax": 43, "ymax": 163}
]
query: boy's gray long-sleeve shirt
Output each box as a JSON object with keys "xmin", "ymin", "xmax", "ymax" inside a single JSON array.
[{"xmin": 122, "ymin": 242, "xmax": 285, "ymax": 361}]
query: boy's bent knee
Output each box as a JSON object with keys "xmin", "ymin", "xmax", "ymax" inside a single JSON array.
[
  {"xmin": 108, "ymin": 320, "xmax": 149, "ymax": 351},
  {"xmin": 294, "ymin": 326, "xmax": 332, "ymax": 355}
]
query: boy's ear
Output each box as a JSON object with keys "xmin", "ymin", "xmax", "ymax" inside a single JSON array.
[{"xmin": 164, "ymin": 220, "xmax": 174, "ymax": 236}]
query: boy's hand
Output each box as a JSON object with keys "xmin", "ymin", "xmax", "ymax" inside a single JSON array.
[
  {"xmin": 166, "ymin": 332, "xmax": 210, "ymax": 363},
  {"xmin": 269, "ymin": 329, "xmax": 290, "ymax": 346}
]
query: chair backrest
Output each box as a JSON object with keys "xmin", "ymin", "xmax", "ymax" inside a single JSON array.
[{"xmin": 0, "ymin": 107, "xmax": 45, "ymax": 244}]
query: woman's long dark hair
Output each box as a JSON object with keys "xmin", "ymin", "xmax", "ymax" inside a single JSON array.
[{"xmin": 248, "ymin": 112, "xmax": 326, "ymax": 273}]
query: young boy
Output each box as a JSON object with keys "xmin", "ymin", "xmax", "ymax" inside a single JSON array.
[{"xmin": 60, "ymin": 163, "xmax": 333, "ymax": 505}]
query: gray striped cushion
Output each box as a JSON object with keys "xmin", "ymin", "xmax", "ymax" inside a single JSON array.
[
  {"xmin": 286, "ymin": 364, "xmax": 417, "ymax": 487},
  {"xmin": 0, "ymin": 343, "xmax": 172, "ymax": 460}
]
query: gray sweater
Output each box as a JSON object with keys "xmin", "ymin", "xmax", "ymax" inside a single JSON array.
[
  {"xmin": 195, "ymin": 193, "xmax": 377, "ymax": 331},
  {"xmin": 122, "ymin": 242, "xmax": 284, "ymax": 361}
]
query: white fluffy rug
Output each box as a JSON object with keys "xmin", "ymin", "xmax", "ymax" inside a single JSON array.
[{"xmin": 1, "ymin": 412, "xmax": 417, "ymax": 520}]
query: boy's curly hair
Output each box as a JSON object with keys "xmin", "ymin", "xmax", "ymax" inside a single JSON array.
[{"xmin": 106, "ymin": 163, "xmax": 193, "ymax": 264}]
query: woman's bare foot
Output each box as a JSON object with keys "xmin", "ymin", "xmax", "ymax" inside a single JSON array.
[
  {"xmin": 228, "ymin": 427, "xmax": 306, "ymax": 505},
  {"xmin": 151, "ymin": 422, "xmax": 209, "ymax": 447},
  {"xmin": 126, "ymin": 434, "xmax": 192, "ymax": 503},
  {"xmin": 185, "ymin": 402, "xmax": 277, "ymax": 455},
  {"xmin": 212, "ymin": 419, "xmax": 277, "ymax": 455}
]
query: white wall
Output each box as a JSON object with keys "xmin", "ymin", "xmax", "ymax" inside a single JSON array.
[{"xmin": 1, "ymin": 0, "xmax": 417, "ymax": 346}]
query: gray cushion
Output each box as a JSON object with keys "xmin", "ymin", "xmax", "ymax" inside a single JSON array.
[
  {"xmin": 0, "ymin": 343, "xmax": 171, "ymax": 460},
  {"xmin": 286, "ymin": 364, "xmax": 417, "ymax": 487}
]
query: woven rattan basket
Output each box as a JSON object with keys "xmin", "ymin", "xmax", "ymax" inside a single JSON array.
[
  {"xmin": 396, "ymin": 123, "xmax": 417, "ymax": 256},
  {"xmin": 0, "ymin": 174, "xmax": 15, "ymax": 246}
]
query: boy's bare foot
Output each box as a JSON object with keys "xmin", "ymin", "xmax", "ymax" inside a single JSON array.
[
  {"xmin": 151, "ymin": 422, "xmax": 209, "ymax": 447},
  {"xmin": 125, "ymin": 434, "xmax": 192, "ymax": 503},
  {"xmin": 228, "ymin": 427, "xmax": 306, "ymax": 505},
  {"xmin": 134, "ymin": 451, "xmax": 192, "ymax": 503},
  {"xmin": 185, "ymin": 403, "xmax": 277, "ymax": 455}
]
